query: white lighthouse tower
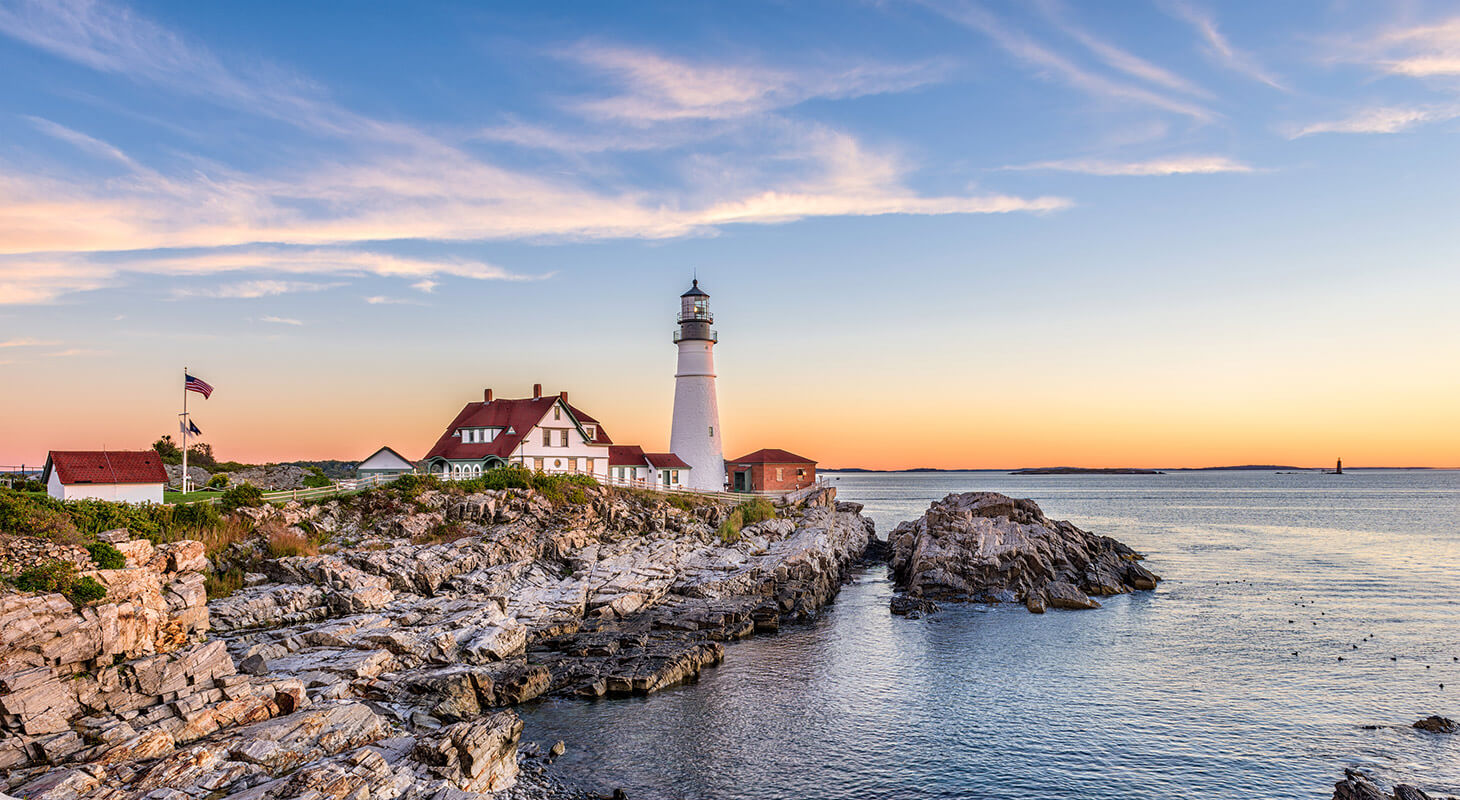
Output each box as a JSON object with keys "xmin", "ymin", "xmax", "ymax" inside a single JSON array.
[{"xmin": 670, "ymin": 280, "xmax": 724, "ymax": 491}]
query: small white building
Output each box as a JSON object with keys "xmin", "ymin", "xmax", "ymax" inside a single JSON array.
[
  {"xmin": 608, "ymin": 445, "xmax": 692, "ymax": 489},
  {"xmin": 42, "ymin": 450, "xmax": 168, "ymax": 503},
  {"xmin": 356, "ymin": 446, "xmax": 415, "ymax": 480}
]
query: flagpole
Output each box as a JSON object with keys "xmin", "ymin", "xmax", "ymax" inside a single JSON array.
[{"xmin": 182, "ymin": 366, "xmax": 189, "ymax": 495}]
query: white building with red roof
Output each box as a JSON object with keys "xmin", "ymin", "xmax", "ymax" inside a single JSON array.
[
  {"xmin": 420, "ymin": 384, "xmax": 690, "ymax": 488},
  {"xmin": 42, "ymin": 450, "xmax": 168, "ymax": 503}
]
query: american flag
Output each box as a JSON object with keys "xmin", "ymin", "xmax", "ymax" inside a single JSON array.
[{"xmin": 185, "ymin": 373, "xmax": 214, "ymax": 398}]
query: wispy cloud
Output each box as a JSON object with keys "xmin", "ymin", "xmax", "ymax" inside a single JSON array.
[
  {"xmin": 26, "ymin": 116, "xmax": 145, "ymax": 170},
  {"xmin": 411, "ymin": 279, "xmax": 438, "ymax": 293},
  {"xmin": 0, "ymin": 0, "xmax": 1067, "ymax": 307},
  {"xmin": 169, "ymin": 279, "xmax": 343, "ymax": 299},
  {"xmin": 363, "ymin": 295, "xmax": 423, "ymax": 306},
  {"xmin": 44, "ymin": 347, "xmax": 108, "ymax": 357},
  {"xmin": 1008, "ymin": 155, "xmax": 1254, "ymax": 175},
  {"xmin": 260, "ymin": 315, "xmax": 302, "ymax": 326},
  {"xmin": 0, "ymin": 337, "xmax": 61, "ymax": 347},
  {"xmin": 1375, "ymin": 18, "xmax": 1460, "ymax": 77},
  {"xmin": 561, "ymin": 45, "xmax": 945, "ymax": 124},
  {"xmin": 1036, "ymin": 0, "xmax": 1211, "ymax": 98},
  {"xmin": 1285, "ymin": 105, "xmax": 1460, "ymax": 138},
  {"xmin": 924, "ymin": 1, "xmax": 1213, "ymax": 121},
  {"xmin": 1162, "ymin": 1, "xmax": 1285, "ymax": 90}
]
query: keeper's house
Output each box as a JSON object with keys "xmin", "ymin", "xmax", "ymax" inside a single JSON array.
[
  {"xmin": 421, "ymin": 384, "xmax": 691, "ymax": 489},
  {"xmin": 43, "ymin": 450, "xmax": 168, "ymax": 503},
  {"xmin": 355, "ymin": 446, "xmax": 415, "ymax": 480},
  {"xmin": 726, "ymin": 449, "xmax": 817, "ymax": 493}
]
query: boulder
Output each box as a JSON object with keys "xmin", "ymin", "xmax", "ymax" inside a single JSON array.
[
  {"xmin": 887, "ymin": 492, "xmax": 1157, "ymax": 614},
  {"xmin": 1413, "ymin": 715, "xmax": 1458, "ymax": 734}
]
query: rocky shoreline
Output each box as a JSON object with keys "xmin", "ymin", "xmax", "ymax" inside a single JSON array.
[{"xmin": 1, "ymin": 483, "xmax": 874, "ymax": 799}]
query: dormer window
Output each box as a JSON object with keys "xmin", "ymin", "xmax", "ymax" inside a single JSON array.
[
  {"xmin": 554, "ymin": 406, "xmax": 561, "ymax": 420},
  {"xmin": 584, "ymin": 425, "xmax": 596, "ymax": 439}
]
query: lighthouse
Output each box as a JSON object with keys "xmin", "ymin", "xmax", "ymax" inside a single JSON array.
[{"xmin": 670, "ymin": 280, "xmax": 724, "ymax": 491}]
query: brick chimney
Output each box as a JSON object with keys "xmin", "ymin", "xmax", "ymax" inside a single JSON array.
[
  {"xmin": 559, "ymin": 391, "xmax": 568, "ymax": 403},
  {"xmin": 532, "ymin": 383, "xmax": 542, "ymax": 399},
  {"xmin": 483, "ymin": 388, "xmax": 493, "ymax": 403}
]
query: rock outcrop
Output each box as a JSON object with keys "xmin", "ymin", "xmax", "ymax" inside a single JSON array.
[
  {"xmin": 4, "ymin": 483, "xmax": 872, "ymax": 799},
  {"xmin": 1413, "ymin": 715, "xmax": 1458, "ymax": 734},
  {"xmin": 886, "ymin": 492, "xmax": 1160, "ymax": 613},
  {"xmin": 1331, "ymin": 769, "xmax": 1452, "ymax": 800}
]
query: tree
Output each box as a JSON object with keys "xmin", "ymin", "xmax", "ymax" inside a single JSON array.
[
  {"xmin": 153, "ymin": 435, "xmax": 181, "ymax": 461},
  {"xmin": 186, "ymin": 442, "xmax": 216, "ymax": 469}
]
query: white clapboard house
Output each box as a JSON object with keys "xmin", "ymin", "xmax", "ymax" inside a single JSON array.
[
  {"xmin": 420, "ymin": 385, "xmax": 690, "ymax": 489},
  {"xmin": 43, "ymin": 450, "xmax": 168, "ymax": 503}
]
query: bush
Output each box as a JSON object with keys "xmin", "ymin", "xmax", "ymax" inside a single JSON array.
[
  {"xmin": 10, "ymin": 560, "xmax": 107, "ymax": 605},
  {"xmin": 302, "ymin": 468, "xmax": 331, "ymax": 489},
  {"xmin": 0, "ymin": 489, "xmax": 82, "ymax": 543},
  {"xmin": 206, "ymin": 473, "xmax": 229, "ymax": 489},
  {"xmin": 389, "ymin": 473, "xmax": 439, "ymax": 500},
  {"xmin": 220, "ymin": 484, "xmax": 264, "ymax": 512},
  {"xmin": 205, "ymin": 567, "xmax": 245, "ymax": 599},
  {"xmin": 13, "ymin": 560, "xmax": 77, "ymax": 593},
  {"xmin": 86, "ymin": 542, "xmax": 126, "ymax": 570},
  {"xmin": 68, "ymin": 576, "xmax": 107, "ymax": 604},
  {"xmin": 265, "ymin": 527, "xmax": 317, "ymax": 559},
  {"xmin": 716, "ymin": 498, "xmax": 776, "ymax": 543},
  {"xmin": 171, "ymin": 501, "xmax": 221, "ymax": 531}
]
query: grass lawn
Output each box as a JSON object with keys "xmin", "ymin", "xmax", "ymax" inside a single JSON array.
[{"xmin": 164, "ymin": 489, "xmax": 222, "ymax": 504}]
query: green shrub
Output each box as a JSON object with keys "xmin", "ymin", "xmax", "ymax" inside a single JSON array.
[
  {"xmin": 13, "ymin": 560, "xmax": 78, "ymax": 593},
  {"xmin": 219, "ymin": 484, "xmax": 264, "ymax": 512},
  {"xmin": 171, "ymin": 501, "xmax": 221, "ymax": 530},
  {"xmin": 302, "ymin": 469, "xmax": 331, "ymax": 489},
  {"xmin": 0, "ymin": 489, "xmax": 81, "ymax": 543},
  {"xmin": 205, "ymin": 567, "xmax": 245, "ymax": 599},
  {"xmin": 67, "ymin": 576, "xmax": 107, "ymax": 604},
  {"xmin": 716, "ymin": 498, "xmax": 776, "ymax": 543},
  {"xmin": 206, "ymin": 473, "xmax": 229, "ymax": 489},
  {"xmin": 390, "ymin": 473, "xmax": 440, "ymax": 499},
  {"xmin": 85, "ymin": 542, "xmax": 126, "ymax": 570}
]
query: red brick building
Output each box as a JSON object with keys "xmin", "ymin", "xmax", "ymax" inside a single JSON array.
[{"xmin": 726, "ymin": 449, "xmax": 816, "ymax": 492}]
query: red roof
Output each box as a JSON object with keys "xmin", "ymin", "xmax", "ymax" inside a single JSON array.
[
  {"xmin": 729, "ymin": 448, "xmax": 815, "ymax": 465},
  {"xmin": 609, "ymin": 445, "xmax": 647, "ymax": 466},
  {"xmin": 422, "ymin": 394, "xmax": 613, "ymax": 462},
  {"xmin": 44, "ymin": 450, "xmax": 168, "ymax": 485},
  {"xmin": 645, "ymin": 453, "xmax": 691, "ymax": 470}
]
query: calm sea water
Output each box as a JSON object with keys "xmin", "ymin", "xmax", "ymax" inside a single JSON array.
[{"xmin": 520, "ymin": 470, "xmax": 1460, "ymax": 799}]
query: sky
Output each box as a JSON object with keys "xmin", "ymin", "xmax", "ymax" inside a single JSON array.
[{"xmin": 1, "ymin": 0, "xmax": 1458, "ymax": 470}]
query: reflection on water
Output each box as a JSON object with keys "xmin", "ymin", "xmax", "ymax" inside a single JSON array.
[{"xmin": 521, "ymin": 470, "xmax": 1460, "ymax": 799}]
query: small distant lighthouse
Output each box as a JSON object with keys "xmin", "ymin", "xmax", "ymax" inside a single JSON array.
[{"xmin": 670, "ymin": 280, "xmax": 724, "ymax": 491}]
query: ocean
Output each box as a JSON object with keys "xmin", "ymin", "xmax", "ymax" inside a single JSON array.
[{"xmin": 518, "ymin": 469, "xmax": 1460, "ymax": 799}]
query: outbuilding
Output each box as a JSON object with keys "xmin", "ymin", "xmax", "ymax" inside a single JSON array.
[
  {"xmin": 42, "ymin": 450, "xmax": 168, "ymax": 503},
  {"xmin": 726, "ymin": 448, "xmax": 817, "ymax": 493},
  {"xmin": 356, "ymin": 446, "xmax": 415, "ymax": 481}
]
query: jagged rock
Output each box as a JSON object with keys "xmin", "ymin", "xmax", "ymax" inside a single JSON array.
[
  {"xmin": 887, "ymin": 492, "xmax": 1158, "ymax": 613},
  {"xmin": 890, "ymin": 595, "xmax": 938, "ymax": 617},
  {"xmin": 1413, "ymin": 715, "xmax": 1458, "ymax": 734},
  {"xmin": 413, "ymin": 711, "xmax": 523, "ymax": 792},
  {"xmin": 1333, "ymin": 770, "xmax": 1387, "ymax": 800}
]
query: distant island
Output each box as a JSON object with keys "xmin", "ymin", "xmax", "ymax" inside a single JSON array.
[
  {"xmin": 1178, "ymin": 465, "xmax": 1305, "ymax": 471},
  {"xmin": 1009, "ymin": 467, "xmax": 1164, "ymax": 475}
]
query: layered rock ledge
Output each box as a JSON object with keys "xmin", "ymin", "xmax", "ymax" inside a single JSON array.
[
  {"xmin": 2, "ymin": 484, "xmax": 873, "ymax": 799},
  {"xmin": 887, "ymin": 491, "xmax": 1160, "ymax": 614}
]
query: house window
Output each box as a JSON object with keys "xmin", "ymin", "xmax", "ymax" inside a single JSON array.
[
  {"xmin": 797, "ymin": 468, "xmax": 806, "ymax": 477},
  {"xmin": 542, "ymin": 429, "xmax": 551, "ymax": 446},
  {"xmin": 585, "ymin": 458, "xmax": 594, "ymax": 474},
  {"xmin": 776, "ymin": 468, "xmax": 784, "ymax": 481},
  {"xmin": 534, "ymin": 458, "xmax": 544, "ymax": 471},
  {"xmin": 584, "ymin": 425, "xmax": 595, "ymax": 439},
  {"xmin": 559, "ymin": 430, "xmax": 569, "ymax": 447},
  {"xmin": 671, "ymin": 470, "xmax": 679, "ymax": 483},
  {"xmin": 554, "ymin": 406, "xmax": 561, "ymax": 420}
]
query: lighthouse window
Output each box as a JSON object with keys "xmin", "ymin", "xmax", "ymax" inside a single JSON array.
[{"xmin": 708, "ymin": 426, "xmax": 714, "ymax": 437}]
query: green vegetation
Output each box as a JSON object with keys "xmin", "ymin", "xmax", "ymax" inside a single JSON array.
[
  {"xmin": 0, "ymin": 487, "xmax": 237, "ymax": 549},
  {"xmin": 448, "ymin": 465, "xmax": 598, "ymax": 504},
  {"xmin": 10, "ymin": 560, "xmax": 109, "ymax": 605},
  {"xmin": 85, "ymin": 541, "xmax": 126, "ymax": 570},
  {"xmin": 219, "ymin": 484, "xmax": 264, "ymax": 512},
  {"xmin": 716, "ymin": 498, "xmax": 777, "ymax": 543},
  {"xmin": 1, "ymin": 475, "xmax": 45, "ymax": 493},
  {"xmin": 204, "ymin": 566, "xmax": 246, "ymax": 599},
  {"xmin": 302, "ymin": 467, "xmax": 331, "ymax": 489},
  {"xmin": 264, "ymin": 527, "xmax": 317, "ymax": 558},
  {"xmin": 163, "ymin": 488, "xmax": 222, "ymax": 504},
  {"xmin": 206, "ymin": 473, "xmax": 229, "ymax": 489}
]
